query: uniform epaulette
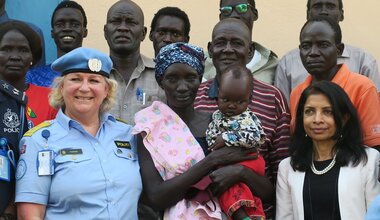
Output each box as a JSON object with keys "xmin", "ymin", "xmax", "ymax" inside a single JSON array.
[
  {"xmin": 0, "ymin": 79, "xmax": 27, "ymax": 105},
  {"xmin": 116, "ymin": 118, "xmax": 129, "ymax": 125},
  {"xmin": 23, "ymin": 120, "xmax": 52, "ymax": 137}
]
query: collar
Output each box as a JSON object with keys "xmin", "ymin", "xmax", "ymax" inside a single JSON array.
[
  {"xmin": 110, "ymin": 54, "xmax": 154, "ymax": 80},
  {"xmin": 207, "ymin": 78, "xmax": 219, "ymax": 99},
  {"xmin": 253, "ymin": 41, "xmax": 277, "ymax": 59},
  {"xmin": 56, "ymin": 108, "xmax": 116, "ymax": 132},
  {"xmin": 0, "ymin": 11, "xmax": 9, "ymax": 23},
  {"xmin": 339, "ymin": 43, "xmax": 349, "ymax": 58},
  {"xmin": 306, "ymin": 63, "xmax": 348, "ymax": 85},
  {"xmin": 331, "ymin": 63, "xmax": 349, "ymax": 85}
]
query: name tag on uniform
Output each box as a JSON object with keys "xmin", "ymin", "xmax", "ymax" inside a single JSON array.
[
  {"xmin": 114, "ymin": 141, "xmax": 131, "ymax": 149},
  {"xmin": 0, "ymin": 152, "xmax": 10, "ymax": 182},
  {"xmin": 60, "ymin": 148, "xmax": 83, "ymax": 156},
  {"xmin": 37, "ymin": 150, "xmax": 55, "ymax": 176}
]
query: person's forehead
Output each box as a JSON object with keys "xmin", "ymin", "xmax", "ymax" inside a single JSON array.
[
  {"xmin": 221, "ymin": 0, "xmax": 249, "ymax": 6},
  {"xmin": 301, "ymin": 21, "xmax": 335, "ymax": 41},
  {"xmin": 309, "ymin": 0, "xmax": 339, "ymax": 6},
  {"xmin": 213, "ymin": 21, "xmax": 250, "ymax": 40},
  {"xmin": 108, "ymin": 1, "xmax": 142, "ymax": 18},
  {"xmin": 54, "ymin": 8, "xmax": 83, "ymax": 20},
  {"xmin": 220, "ymin": 76, "xmax": 250, "ymax": 93},
  {"xmin": 156, "ymin": 15, "xmax": 185, "ymax": 28},
  {"xmin": 1, "ymin": 30, "xmax": 29, "ymax": 44}
]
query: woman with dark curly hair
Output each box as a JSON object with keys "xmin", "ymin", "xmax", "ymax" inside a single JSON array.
[{"xmin": 276, "ymin": 81, "xmax": 380, "ymax": 220}]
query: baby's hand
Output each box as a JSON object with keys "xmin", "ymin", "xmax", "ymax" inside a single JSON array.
[{"xmin": 209, "ymin": 135, "xmax": 225, "ymax": 151}]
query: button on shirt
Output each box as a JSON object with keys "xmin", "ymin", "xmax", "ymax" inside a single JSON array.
[
  {"xmin": 109, "ymin": 54, "xmax": 166, "ymax": 124},
  {"xmin": 16, "ymin": 109, "xmax": 142, "ymax": 220}
]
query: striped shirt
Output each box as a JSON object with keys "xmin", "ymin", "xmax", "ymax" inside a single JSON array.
[{"xmin": 195, "ymin": 78, "xmax": 291, "ymax": 218}]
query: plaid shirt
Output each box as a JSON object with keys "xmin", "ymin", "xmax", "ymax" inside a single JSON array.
[{"xmin": 110, "ymin": 54, "xmax": 166, "ymax": 124}]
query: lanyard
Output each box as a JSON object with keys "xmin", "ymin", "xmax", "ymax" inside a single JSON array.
[{"xmin": 0, "ymin": 137, "xmax": 16, "ymax": 169}]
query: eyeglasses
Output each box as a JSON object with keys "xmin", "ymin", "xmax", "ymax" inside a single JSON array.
[{"xmin": 219, "ymin": 3, "xmax": 254, "ymax": 16}]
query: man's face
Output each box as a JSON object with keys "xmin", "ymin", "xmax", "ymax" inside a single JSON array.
[
  {"xmin": 51, "ymin": 8, "xmax": 88, "ymax": 54},
  {"xmin": 299, "ymin": 21, "xmax": 341, "ymax": 79},
  {"xmin": 104, "ymin": 1, "xmax": 146, "ymax": 55},
  {"xmin": 307, "ymin": 0, "xmax": 344, "ymax": 22},
  {"xmin": 150, "ymin": 15, "xmax": 189, "ymax": 56},
  {"xmin": 208, "ymin": 20, "xmax": 252, "ymax": 75},
  {"xmin": 219, "ymin": 0, "xmax": 258, "ymax": 31}
]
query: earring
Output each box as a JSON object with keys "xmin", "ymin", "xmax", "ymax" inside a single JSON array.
[
  {"xmin": 305, "ymin": 133, "xmax": 308, "ymax": 138},
  {"xmin": 30, "ymin": 61, "xmax": 33, "ymax": 66}
]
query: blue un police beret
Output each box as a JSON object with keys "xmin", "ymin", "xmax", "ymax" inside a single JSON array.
[{"xmin": 51, "ymin": 47, "xmax": 113, "ymax": 78}]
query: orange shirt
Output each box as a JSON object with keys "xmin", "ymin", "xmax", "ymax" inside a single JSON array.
[{"xmin": 290, "ymin": 64, "xmax": 380, "ymax": 147}]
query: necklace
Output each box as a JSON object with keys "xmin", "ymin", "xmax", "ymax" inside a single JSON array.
[
  {"xmin": 310, "ymin": 152, "xmax": 337, "ymax": 175},
  {"xmin": 307, "ymin": 166, "xmax": 340, "ymax": 220}
]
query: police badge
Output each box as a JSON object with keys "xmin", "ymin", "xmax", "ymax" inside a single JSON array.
[{"xmin": 3, "ymin": 108, "xmax": 21, "ymax": 133}]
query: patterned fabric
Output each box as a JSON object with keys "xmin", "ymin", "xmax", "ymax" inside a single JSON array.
[
  {"xmin": 206, "ymin": 109, "xmax": 266, "ymax": 148},
  {"xmin": 155, "ymin": 42, "xmax": 205, "ymax": 80},
  {"xmin": 195, "ymin": 78, "xmax": 291, "ymax": 219},
  {"xmin": 26, "ymin": 64, "xmax": 60, "ymax": 87},
  {"xmin": 206, "ymin": 108, "xmax": 266, "ymax": 219},
  {"xmin": 132, "ymin": 101, "xmax": 221, "ymax": 220}
]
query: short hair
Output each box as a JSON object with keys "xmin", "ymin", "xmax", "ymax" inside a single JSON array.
[
  {"xmin": 51, "ymin": 0, "xmax": 88, "ymax": 28},
  {"xmin": 0, "ymin": 21, "xmax": 42, "ymax": 67},
  {"xmin": 220, "ymin": 65, "xmax": 253, "ymax": 92},
  {"xmin": 300, "ymin": 15, "xmax": 342, "ymax": 45},
  {"xmin": 49, "ymin": 76, "xmax": 118, "ymax": 114},
  {"xmin": 150, "ymin": 7, "xmax": 190, "ymax": 37},
  {"xmin": 220, "ymin": 0, "xmax": 256, "ymax": 9},
  {"xmin": 290, "ymin": 81, "xmax": 367, "ymax": 172},
  {"xmin": 307, "ymin": 0, "xmax": 343, "ymax": 11}
]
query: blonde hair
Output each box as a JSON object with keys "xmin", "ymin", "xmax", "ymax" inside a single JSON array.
[{"xmin": 49, "ymin": 75, "xmax": 118, "ymax": 114}]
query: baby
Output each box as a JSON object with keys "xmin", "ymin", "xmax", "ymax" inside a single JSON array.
[{"xmin": 206, "ymin": 66, "xmax": 266, "ymax": 220}]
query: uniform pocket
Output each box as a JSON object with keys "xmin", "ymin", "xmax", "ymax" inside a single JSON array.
[{"xmin": 113, "ymin": 147, "xmax": 137, "ymax": 161}]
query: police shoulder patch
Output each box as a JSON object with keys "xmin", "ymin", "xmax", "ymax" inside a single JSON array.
[
  {"xmin": 116, "ymin": 118, "xmax": 129, "ymax": 125},
  {"xmin": 23, "ymin": 120, "xmax": 52, "ymax": 137}
]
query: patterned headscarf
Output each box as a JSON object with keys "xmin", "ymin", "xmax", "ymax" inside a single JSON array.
[{"xmin": 155, "ymin": 42, "xmax": 205, "ymax": 81}]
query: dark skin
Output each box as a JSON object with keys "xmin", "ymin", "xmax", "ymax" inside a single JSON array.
[
  {"xmin": 51, "ymin": 7, "xmax": 88, "ymax": 57},
  {"xmin": 299, "ymin": 21, "xmax": 343, "ymax": 82},
  {"xmin": 208, "ymin": 19, "xmax": 253, "ymax": 84},
  {"xmin": 104, "ymin": 0, "xmax": 146, "ymax": 83},
  {"xmin": 300, "ymin": 21, "xmax": 380, "ymax": 149},
  {"xmin": 0, "ymin": 30, "xmax": 32, "ymax": 91},
  {"xmin": 149, "ymin": 15, "xmax": 189, "ymax": 57},
  {"xmin": 138, "ymin": 63, "xmax": 273, "ymax": 212},
  {"xmin": 208, "ymin": 18, "xmax": 274, "ymax": 203},
  {"xmin": 219, "ymin": 0, "xmax": 258, "ymax": 60}
]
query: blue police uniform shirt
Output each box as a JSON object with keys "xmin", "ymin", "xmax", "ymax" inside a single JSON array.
[
  {"xmin": 15, "ymin": 109, "xmax": 142, "ymax": 219},
  {"xmin": 26, "ymin": 64, "xmax": 60, "ymax": 87}
]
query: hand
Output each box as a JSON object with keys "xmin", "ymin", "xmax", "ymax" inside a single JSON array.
[
  {"xmin": 207, "ymin": 146, "xmax": 258, "ymax": 168},
  {"xmin": 209, "ymin": 164, "xmax": 245, "ymax": 197},
  {"xmin": 208, "ymin": 135, "xmax": 225, "ymax": 151}
]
